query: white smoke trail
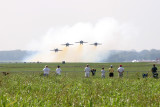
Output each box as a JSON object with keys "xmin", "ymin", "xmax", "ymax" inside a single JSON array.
[{"xmin": 24, "ymin": 17, "xmax": 138, "ymax": 62}]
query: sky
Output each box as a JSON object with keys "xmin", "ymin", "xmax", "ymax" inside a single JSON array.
[{"xmin": 0, "ymin": 0, "xmax": 160, "ymax": 51}]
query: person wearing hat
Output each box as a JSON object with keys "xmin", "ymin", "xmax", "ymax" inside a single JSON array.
[
  {"xmin": 84, "ymin": 64, "xmax": 91, "ymax": 77},
  {"xmin": 151, "ymin": 64, "xmax": 158, "ymax": 78},
  {"xmin": 43, "ymin": 65, "xmax": 50, "ymax": 76},
  {"xmin": 56, "ymin": 65, "xmax": 62, "ymax": 75},
  {"xmin": 109, "ymin": 65, "xmax": 114, "ymax": 77},
  {"xmin": 117, "ymin": 65, "xmax": 124, "ymax": 77}
]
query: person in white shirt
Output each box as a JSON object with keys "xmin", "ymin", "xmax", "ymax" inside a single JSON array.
[
  {"xmin": 84, "ymin": 64, "xmax": 90, "ymax": 77},
  {"xmin": 101, "ymin": 67, "xmax": 105, "ymax": 78},
  {"xmin": 43, "ymin": 65, "xmax": 50, "ymax": 76},
  {"xmin": 56, "ymin": 65, "xmax": 62, "ymax": 75},
  {"xmin": 117, "ymin": 65, "xmax": 124, "ymax": 77}
]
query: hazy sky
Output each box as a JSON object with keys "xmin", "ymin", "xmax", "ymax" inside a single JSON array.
[{"xmin": 0, "ymin": 0, "xmax": 160, "ymax": 51}]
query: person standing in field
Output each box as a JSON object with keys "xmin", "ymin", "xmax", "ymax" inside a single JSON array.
[
  {"xmin": 43, "ymin": 65, "xmax": 50, "ymax": 76},
  {"xmin": 91, "ymin": 68, "xmax": 96, "ymax": 76},
  {"xmin": 101, "ymin": 67, "xmax": 105, "ymax": 78},
  {"xmin": 84, "ymin": 64, "xmax": 91, "ymax": 77},
  {"xmin": 151, "ymin": 64, "xmax": 158, "ymax": 78},
  {"xmin": 56, "ymin": 65, "xmax": 62, "ymax": 75},
  {"xmin": 109, "ymin": 65, "xmax": 114, "ymax": 77},
  {"xmin": 117, "ymin": 65, "xmax": 124, "ymax": 78}
]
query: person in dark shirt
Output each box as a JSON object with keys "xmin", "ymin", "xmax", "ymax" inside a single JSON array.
[
  {"xmin": 91, "ymin": 68, "xmax": 96, "ymax": 76},
  {"xmin": 151, "ymin": 64, "xmax": 158, "ymax": 78}
]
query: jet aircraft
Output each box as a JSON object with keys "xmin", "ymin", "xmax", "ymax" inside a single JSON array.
[
  {"xmin": 75, "ymin": 40, "xmax": 88, "ymax": 45},
  {"xmin": 61, "ymin": 42, "xmax": 73, "ymax": 47},
  {"xmin": 50, "ymin": 48, "xmax": 62, "ymax": 52},
  {"xmin": 90, "ymin": 42, "xmax": 102, "ymax": 46}
]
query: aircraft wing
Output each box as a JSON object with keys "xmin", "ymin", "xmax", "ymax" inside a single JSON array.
[
  {"xmin": 97, "ymin": 43, "xmax": 102, "ymax": 45},
  {"xmin": 50, "ymin": 50, "xmax": 55, "ymax": 51}
]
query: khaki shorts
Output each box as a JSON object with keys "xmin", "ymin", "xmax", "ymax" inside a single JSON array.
[{"xmin": 119, "ymin": 73, "xmax": 123, "ymax": 77}]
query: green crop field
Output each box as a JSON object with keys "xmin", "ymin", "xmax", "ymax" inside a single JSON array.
[{"xmin": 0, "ymin": 62, "xmax": 160, "ymax": 106}]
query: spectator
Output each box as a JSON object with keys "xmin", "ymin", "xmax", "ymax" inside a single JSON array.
[
  {"xmin": 43, "ymin": 65, "xmax": 50, "ymax": 76},
  {"xmin": 101, "ymin": 67, "xmax": 105, "ymax": 78},
  {"xmin": 109, "ymin": 65, "xmax": 114, "ymax": 77},
  {"xmin": 91, "ymin": 68, "xmax": 96, "ymax": 76},
  {"xmin": 84, "ymin": 64, "xmax": 91, "ymax": 77},
  {"xmin": 56, "ymin": 65, "xmax": 62, "ymax": 75},
  {"xmin": 117, "ymin": 65, "xmax": 124, "ymax": 78},
  {"xmin": 151, "ymin": 64, "xmax": 158, "ymax": 78}
]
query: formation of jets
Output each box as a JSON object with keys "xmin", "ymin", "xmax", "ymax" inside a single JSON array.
[{"xmin": 50, "ymin": 40, "xmax": 102, "ymax": 52}]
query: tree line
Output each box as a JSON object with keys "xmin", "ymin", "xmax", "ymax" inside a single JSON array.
[
  {"xmin": 0, "ymin": 49, "xmax": 160, "ymax": 62},
  {"xmin": 104, "ymin": 49, "xmax": 160, "ymax": 62}
]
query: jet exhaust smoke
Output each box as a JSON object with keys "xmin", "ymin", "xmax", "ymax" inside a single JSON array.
[{"xmin": 24, "ymin": 17, "xmax": 138, "ymax": 62}]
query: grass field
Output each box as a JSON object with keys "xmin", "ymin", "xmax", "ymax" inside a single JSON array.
[{"xmin": 0, "ymin": 62, "xmax": 160, "ymax": 106}]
